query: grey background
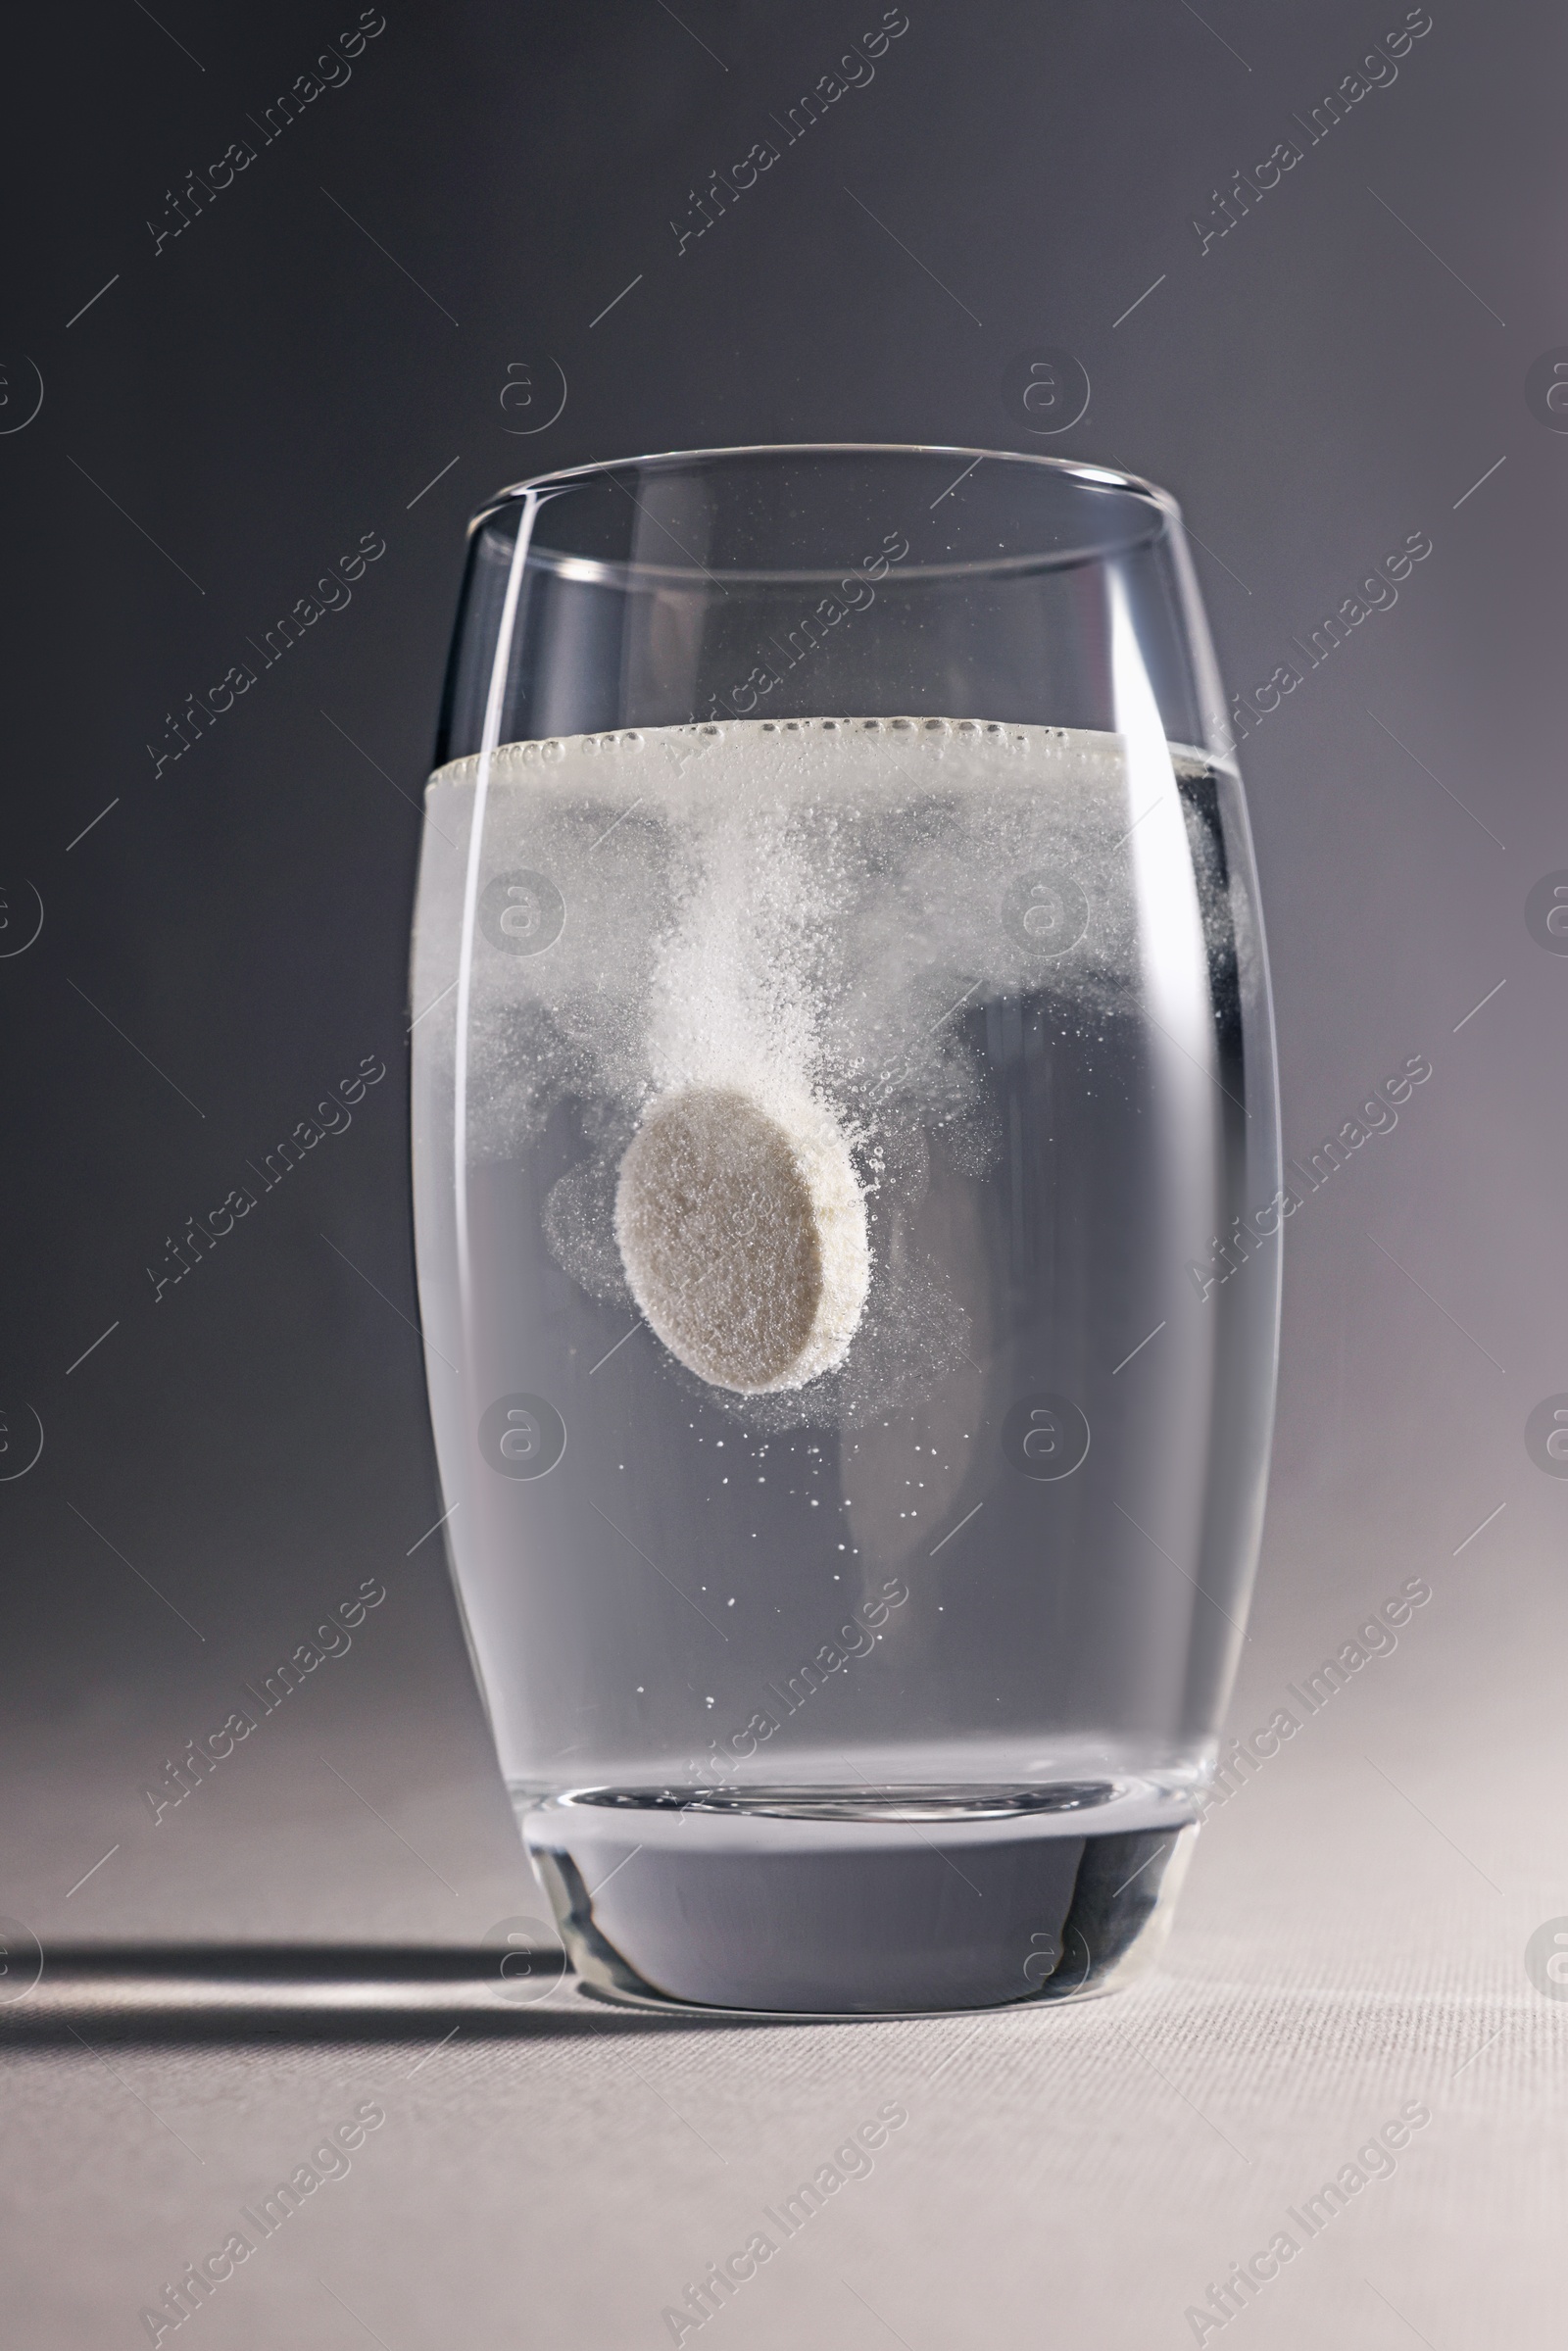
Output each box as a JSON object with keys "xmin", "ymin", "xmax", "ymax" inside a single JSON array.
[{"xmin": 2, "ymin": 0, "xmax": 1564, "ymax": 2340}]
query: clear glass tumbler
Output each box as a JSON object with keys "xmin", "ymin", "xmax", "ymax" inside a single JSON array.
[{"xmin": 410, "ymin": 444, "xmax": 1281, "ymax": 2016}]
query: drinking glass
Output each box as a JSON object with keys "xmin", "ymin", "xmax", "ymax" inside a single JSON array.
[{"xmin": 410, "ymin": 444, "xmax": 1281, "ymax": 2015}]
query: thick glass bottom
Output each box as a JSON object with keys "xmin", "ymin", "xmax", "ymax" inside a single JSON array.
[{"xmin": 522, "ymin": 1781, "xmax": 1197, "ymax": 2017}]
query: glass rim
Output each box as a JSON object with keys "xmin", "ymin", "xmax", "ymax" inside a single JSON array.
[{"xmin": 464, "ymin": 441, "xmax": 1185, "ymax": 587}]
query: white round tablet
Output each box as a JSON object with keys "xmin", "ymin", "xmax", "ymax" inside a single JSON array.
[{"xmin": 614, "ymin": 1085, "xmax": 870, "ymax": 1394}]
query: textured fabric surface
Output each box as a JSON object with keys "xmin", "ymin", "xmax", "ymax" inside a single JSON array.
[{"xmin": 6, "ymin": 1672, "xmax": 1560, "ymax": 2350}]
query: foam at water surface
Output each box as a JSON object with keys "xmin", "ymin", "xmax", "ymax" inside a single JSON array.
[{"xmin": 425, "ymin": 717, "xmax": 1233, "ymax": 1428}]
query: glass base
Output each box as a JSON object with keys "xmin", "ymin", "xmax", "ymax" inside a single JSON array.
[{"xmin": 522, "ymin": 1782, "xmax": 1197, "ymax": 2018}]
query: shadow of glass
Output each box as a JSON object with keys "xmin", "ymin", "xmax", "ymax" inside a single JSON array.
[{"xmin": 0, "ymin": 1945, "xmax": 780, "ymax": 2044}]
